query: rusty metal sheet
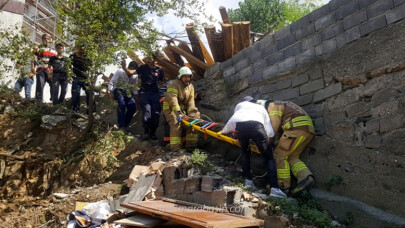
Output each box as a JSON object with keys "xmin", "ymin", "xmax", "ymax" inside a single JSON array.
[{"xmin": 120, "ymin": 200, "xmax": 264, "ymax": 228}]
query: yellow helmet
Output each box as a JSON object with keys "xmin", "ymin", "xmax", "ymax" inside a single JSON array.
[{"xmin": 178, "ymin": 66, "xmax": 192, "ymax": 79}]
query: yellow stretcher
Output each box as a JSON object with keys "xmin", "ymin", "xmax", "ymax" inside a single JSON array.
[{"xmin": 181, "ymin": 118, "xmax": 260, "ymax": 153}]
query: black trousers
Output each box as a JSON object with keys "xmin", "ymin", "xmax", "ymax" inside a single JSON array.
[{"xmin": 235, "ymin": 121, "xmax": 279, "ymax": 188}]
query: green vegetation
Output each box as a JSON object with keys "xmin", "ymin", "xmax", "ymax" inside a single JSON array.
[
  {"xmin": 188, "ymin": 149, "xmax": 216, "ymax": 174},
  {"xmin": 326, "ymin": 175, "xmax": 343, "ymax": 190},
  {"xmin": 228, "ymin": 0, "xmax": 323, "ymax": 33},
  {"xmin": 268, "ymin": 191, "xmax": 333, "ymax": 228}
]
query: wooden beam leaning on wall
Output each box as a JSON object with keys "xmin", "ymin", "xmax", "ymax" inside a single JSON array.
[
  {"xmin": 233, "ymin": 22, "xmax": 243, "ymax": 54},
  {"xmin": 177, "ymin": 42, "xmax": 205, "ymax": 78},
  {"xmin": 165, "ymin": 40, "xmax": 185, "ymax": 67},
  {"xmin": 221, "ymin": 23, "xmax": 234, "ymax": 61},
  {"xmin": 219, "ymin": 6, "xmax": 231, "ymax": 24},
  {"xmin": 204, "ymin": 25, "xmax": 217, "ymax": 62},
  {"xmin": 241, "ymin": 21, "xmax": 251, "ymax": 50},
  {"xmin": 128, "ymin": 51, "xmax": 145, "ymax": 66},
  {"xmin": 185, "ymin": 23, "xmax": 205, "ymax": 62},
  {"xmin": 211, "ymin": 32, "xmax": 225, "ymax": 62},
  {"xmin": 197, "ymin": 36, "xmax": 215, "ymax": 66}
]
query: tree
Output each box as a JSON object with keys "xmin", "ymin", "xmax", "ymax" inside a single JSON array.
[
  {"xmin": 55, "ymin": 0, "xmax": 207, "ymax": 131},
  {"xmin": 228, "ymin": 0, "xmax": 322, "ymax": 34}
]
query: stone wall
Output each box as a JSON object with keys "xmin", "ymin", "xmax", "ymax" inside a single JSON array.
[{"xmin": 196, "ymin": 0, "xmax": 405, "ymax": 218}]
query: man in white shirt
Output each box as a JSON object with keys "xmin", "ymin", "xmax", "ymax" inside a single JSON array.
[
  {"xmin": 220, "ymin": 96, "xmax": 287, "ymax": 198},
  {"xmin": 108, "ymin": 61, "xmax": 139, "ymax": 130}
]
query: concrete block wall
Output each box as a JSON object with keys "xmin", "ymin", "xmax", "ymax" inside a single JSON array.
[{"xmin": 197, "ymin": 0, "xmax": 405, "ymax": 220}]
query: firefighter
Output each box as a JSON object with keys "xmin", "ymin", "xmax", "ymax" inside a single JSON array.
[
  {"xmin": 256, "ymin": 99, "xmax": 315, "ymax": 195},
  {"xmin": 163, "ymin": 66, "xmax": 200, "ymax": 152}
]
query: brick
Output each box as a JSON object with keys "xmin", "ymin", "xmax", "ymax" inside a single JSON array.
[
  {"xmin": 252, "ymin": 59, "xmax": 267, "ymax": 73},
  {"xmin": 261, "ymin": 44, "xmax": 278, "ymax": 58},
  {"xmin": 302, "ymin": 34, "xmax": 322, "ymax": 50},
  {"xmin": 256, "ymin": 35, "xmax": 275, "ymax": 52},
  {"xmin": 248, "ymin": 70, "xmax": 263, "ymax": 85},
  {"xmin": 329, "ymin": 0, "xmax": 352, "ymax": 11},
  {"xmin": 237, "ymin": 66, "xmax": 252, "ymax": 79},
  {"xmin": 394, "ymin": 0, "xmax": 405, "ymax": 6},
  {"xmin": 309, "ymin": 5, "xmax": 331, "ymax": 22},
  {"xmin": 359, "ymin": 15, "xmax": 387, "ymax": 36},
  {"xmin": 365, "ymin": 118, "xmax": 380, "ymax": 134},
  {"xmin": 380, "ymin": 114, "xmax": 403, "ymax": 132},
  {"xmin": 278, "ymin": 56, "xmax": 296, "ymax": 73},
  {"xmin": 210, "ymin": 190, "xmax": 227, "ymax": 207},
  {"xmin": 232, "ymin": 50, "xmax": 247, "ymax": 63},
  {"xmin": 220, "ymin": 58, "xmax": 234, "ymax": 70},
  {"xmin": 267, "ymin": 52, "xmax": 284, "ymax": 65},
  {"xmin": 235, "ymin": 59, "xmax": 249, "ymax": 72},
  {"xmin": 315, "ymin": 13, "xmax": 337, "ymax": 31},
  {"xmin": 291, "ymin": 15, "xmax": 310, "ymax": 32},
  {"xmin": 359, "ymin": 0, "xmax": 379, "ymax": 8},
  {"xmin": 336, "ymin": 0, "xmax": 360, "ymax": 19},
  {"xmin": 292, "ymin": 73, "xmax": 309, "ymax": 87},
  {"xmin": 300, "ymin": 78, "xmax": 325, "ymax": 95},
  {"xmin": 315, "ymin": 39, "xmax": 337, "ymax": 56},
  {"xmin": 290, "ymin": 93, "xmax": 313, "ymax": 106},
  {"xmin": 273, "ymin": 87, "xmax": 299, "ymax": 100},
  {"xmin": 386, "ymin": 2, "xmax": 405, "ymax": 24},
  {"xmin": 313, "ymin": 83, "xmax": 343, "ymax": 103},
  {"xmin": 364, "ymin": 134, "xmax": 382, "ymax": 148},
  {"xmin": 322, "ymin": 22, "xmax": 344, "ymax": 40},
  {"xmin": 223, "ymin": 66, "xmax": 235, "ymax": 78},
  {"xmin": 295, "ymin": 24, "xmax": 315, "ymax": 40},
  {"xmin": 296, "ymin": 48, "xmax": 315, "ymax": 65},
  {"xmin": 201, "ymin": 176, "xmax": 222, "ymax": 192},
  {"xmin": 249, "ymin": 49, "xmax": 262, "ymax": 63},
  {"xmin": 283, "ymin": 43, "xmax": 302, "ymax": 58},
  {"xmin": 313, "ymin": 117, "xmax": 326, "ymax": 135},
  {"xmin": 343, "ymin": 10, "xmax": 367, "ymax": 30},
  {"xmin": 308, "ymin": 67, "xmax": 323, "ymax": 80},
  {"xmin": 184, "ymin": 177, "xmax": 201, "ymax": 194},
  {"xmin": 223, "ymin": 186, "xmax": 243, "ymax": 205},
  {"xmin": 259, "ymin": 79, "xmax": 291, "ymax": 94},
  {"xmin": 263, "ymin": 65, "xmax": 279, "ymax": 79},
  {"xmin": 278, "ymin": 35, "xmax": 296, "ymax": 50},
  {"xmin": 367, "ymin": 0, "xmax": 394, "ymax": 19},
  {"xmin": 337, "ymin": 26, "xmax": 361, "ymax": 48},
  {"xmin": 274, "ymin": 25, "xmax": 291, "ymax": 40}
]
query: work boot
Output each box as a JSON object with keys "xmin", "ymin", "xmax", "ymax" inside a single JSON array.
[
  {"xmin": 244, "ymin": 179, "xmax": 257, "ymax": 190},
  {"xmin": 292, "ymin": 175, "xmax": 315, "ymax": 195},
  {"xmin": 270, "ymin": 188, "xmax": 287, "ymax": 198}
]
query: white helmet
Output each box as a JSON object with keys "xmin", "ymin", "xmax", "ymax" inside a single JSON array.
[{"xmin": 178, "ymin": 66, "xmax": 192, "ymax": 79}]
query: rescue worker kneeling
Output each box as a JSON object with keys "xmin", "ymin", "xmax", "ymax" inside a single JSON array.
[{"xmin": 163, "ymin": 67, "xmax": 200, "ymax": 152}]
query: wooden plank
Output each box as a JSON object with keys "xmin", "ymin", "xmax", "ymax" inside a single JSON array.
[
  {"xmin": 114, "ymin": 214, "xmax": 166, "ymax": 227},
  {"xmin": 163, "ymin": 46, "xmax": 176, "ymax": 63},
  {"xmin": 204, "ymin": 25, "xmax": 217, "ymax": 62},
  {"xmin": 219, "ymin": 6, "xmax": 231, "ymax": 24},
  {"xmin": 128, "ymin": 50, "xmax": 145, "ymax": 66},
  {"xmin": 120, "ymin": 200, "xmax": 264, "ymax": 228},
  {"xmin": 211, "ymin": 32, "xmax": 225, "ymax": 62},
  {"xmin": 197, "ymin": 36, "xmax": 215, "ymax": 66},
  {"xmin": 241, "ymin": 21, "xmax": 251, "ymax": 50},
  {"xmin": 171, "ymin": 44, "xmax": 208, "ymax": 70},
  {"xmin": 166, "ymin": 40, "xmax": 185, "ymax": 67},
  {"xmin": 186, "ymin": 23, "xmax": 205, "ymax": 62},
  {"xmin": 232, "ymin": 22, "xmax": 243, "ymax": 54},
  {"xmin": 221, "ymin": 23, "xmax": 233, "ymax": 60}
]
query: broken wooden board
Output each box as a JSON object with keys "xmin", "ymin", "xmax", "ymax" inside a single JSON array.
[
  {"xmin": 121, "ymin": 200, "xmax": 264, "ymax": 228},
  {"xmin": 114, "ymin": 214, "xmax": 166, "ymax": 227}
]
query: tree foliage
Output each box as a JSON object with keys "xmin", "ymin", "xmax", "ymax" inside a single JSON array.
[{"xmin": 228, "ymin": 0, "xmax": 322, "ymax": 33}]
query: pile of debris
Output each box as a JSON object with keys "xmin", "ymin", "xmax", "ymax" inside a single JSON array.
[{"xmin": 64, "ymin": 152, "xmax": 278, "ymax": 227}]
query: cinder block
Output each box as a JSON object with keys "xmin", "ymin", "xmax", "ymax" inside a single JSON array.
[
  {"xmin": 260, "ymin": 44, "xmax": 278, "ymax": 58},
  {"xmin": 248, "ymin": 70, "xmax": 263, "ymax": 85},
  {"xmin": 308, "ymin": 67, "xmax": 323, "ymax": 80},
  {"xmin": 273, "ymin": 87, "xmax": 299, "ymax": 101},
  {"xmin": 309, "ymin": 5, "xmax": 331, "ymax": 22},
  {"xmin": 259, "ymin": 79, "xmax": 291, "ymax": 94},
  {"xmin": 329, "ymin": 0, "xmax": 352, "ymax": 11},
  {"xmin": 292, "ymin": 73, "xmax": 309, "ymax": 87},
  {"xmin": 345, "ymin": 102, "xmax": 370, "ymax": 118},
  {"xmin": 302, "ymin": 34, "xmax": 322, "ymax": 50},
  {"xmin": 359, "ymin": 15, "xmax": 387, "ymax": 36},
  {"xmin": 223, "ymin": 186, "xmax": 243, "ymax": 205},
  {"xmin": 223, "ymin": 66, "xmax": 236, "ymax": 78},
  {"xmin": 315, "ymin": 13, "xmax": 337, "ymax": 31},
  {"xmin": 394, "ymin": 0, "xmax": 405, "ymax": 6},
  {"xmin": 380, "ymin": 114, "xmax": 403, "ymax": 132},
  {"xmin": 274, "ymin": 25, "xmax": 291, "ymax": 41},
  {"xmin": 278, "ymin": 35, "xmax": 296, "ymax": 50},
  {"xmin": 296, "ymin": 48, "xmax": 315, "ymax": 65},
  {"xmin": 252, "ymin": 59, "xmax": 267, "ymax": 73},
  {"xmin": 337, "ymin": 26, "xmax": 361, "ymax": 48},
  {"xmin": 249, "ymin": 49, "xmax": 262, "ymax": 63},
  {"xmin": 204, "ymin": 63, "xmax": 221, "ymax": 78},
  {"xmin": 367, "ymin": 0, "xmax": 394, "ymax": 19},
  {"xmin": 300, "ymin": 79, "xmax": 325, "ymax": 95},
  {"xmin": 201, "ymin": 176, "xmax": 222, "ymax": 192},
  {"xmin": 336, "ymin": 0, "xmax": 360, "ymax": 19},
  {"xmin": 263, "ymin": 65, "xmax": 279, "ymax": 80},
  {"xmin": 322, "ymin": 22, "xmax": 344, "ymax": 40},
  {"xmin": 313, "ymin": 117, "xmax": 326, "ymax": 135},
  {"xmin": 209, "ymin": 190, "xmax": 227, "ymax": 207},
  {"xmin": 291, "ymin": 93, "xmax": 313, "ymax": 106},
  {"xmin": 295, "ymin": 24, "xmax": 315, "ymax": 40},
  {"xmin": 184, "ymin": 177, "xmax": 201, "ymax": 194},
  {"xmin": 359, "ymin": 0, "xmax": 379, "ymax": 8},
  {"xmin": 283, "ymin": 43, "xmax": 302, "ymax": 58},
  {"xmin": 237, "ymin": 66, "xmax": 252, "ymax": 79},
  {"xmin": 220, "ymin": 58, "xmax": 234, "ymax": 70},
  {"xmin": 313, "ymin": 83, "xmax": 343, "ymax": 103},
  {"xmin": 302, "ymin": 103, "xmax": 325, "ymax": 118},
  {"xmin": 343, "ymin": 9, "xmax": 367, "ymax": 30},
  {"xmin": 365, "ymin": 118, "xmax": 380, "ymax": 134},
  {"xmin": 364, "ymin": 134, "xmax": 382, "ymax": 148},
  {"xmin": 291, "ymin": 15, "xmax": 310, "ymax": 32},
  {"xmin": 235, "ymin": 59, "xmax": 250, "ymax": 72},
  {"xmin": 315, "ymin": 39, "xmax": 337, "ymax": 56},
  {"xmin": 278, "ymin": 56, "xmax": 296, "ymax": 73},
  {"xmin": 267, "ymin": 52, "xmax": 284, "ymax": 66},
  {"xmin": 386, "ymin": 2, "xmax": 405, "ymax": 24},
  {"xmin": 162, "ymin": 166, "xmax": 180, "ymax": 184}
]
